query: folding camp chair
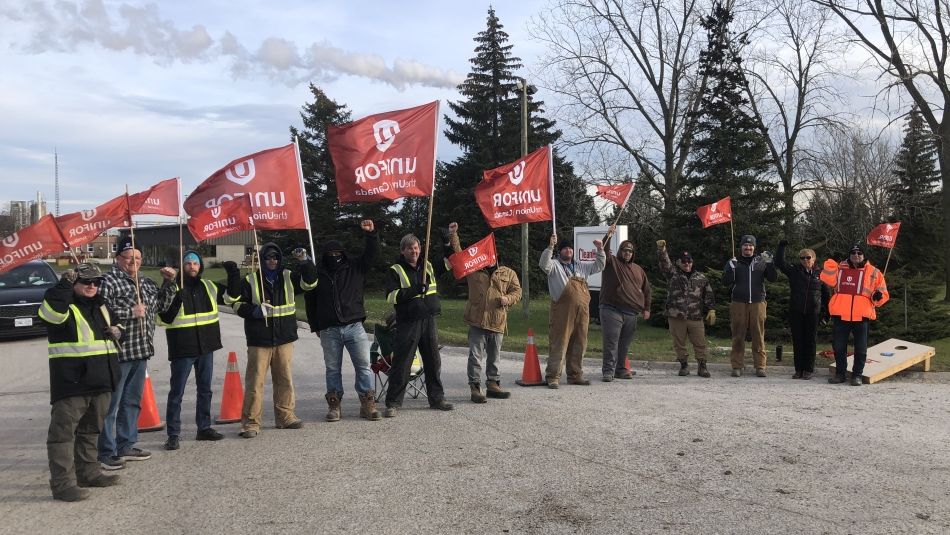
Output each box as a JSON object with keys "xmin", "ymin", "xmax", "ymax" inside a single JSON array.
[{"xmin": 369, "ymin": 322, "xmax": 427, "ymax": 403}]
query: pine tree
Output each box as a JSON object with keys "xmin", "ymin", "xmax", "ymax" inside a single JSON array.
[
  {"xmin": 888, "ymin": 106, "xmax": 943, "ymax": 271},
  {"xmin": 678, "ymin": 1, "xmax": 781, "ymax": 264},
  {"xmin": 435, "ymin": 7, "xmax": 596, "ymax": 294}
]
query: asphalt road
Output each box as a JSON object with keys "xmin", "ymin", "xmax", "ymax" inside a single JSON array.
[{"xmin": 1, "ymin": 313, "xmax": 948, "ymax": 534}]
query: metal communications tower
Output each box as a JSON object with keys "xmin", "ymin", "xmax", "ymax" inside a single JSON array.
[{"xmin": 54, "ymin": 148, "xmax": 60, "ymax": 216}]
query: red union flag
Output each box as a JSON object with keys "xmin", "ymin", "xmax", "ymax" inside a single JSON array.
[
  {"xmin": 130, "ymin": 177, "xmax": 179, "ymax": 216},
  {"xmin": 448, "ymin": 233, "xmax": 497, "ymax": 279},
  {"xmin": 188, "ymin": 197, "xmax": 255, "ymax": 241},
  {"xmin": 866, "ymin": 222, "xmax": 901, "ymax": 249},
  {"xmin": 56, "ymin": 194, "xmax": 132, "ymax": 248},
  {"xmin": 596, "ymin": 182, "xmax": 635, "ymax": 206},
  {"xmin": 696, "ymin": 196, "xmax": 733, "ymax": 228},
  {"xmin": 475, "ymin": 146, "xmax": 554, "ymax": 228},
  {"xmin": 0, "ymin": 215, "xmax": 68, "ymax": 273},
  {"xmin": 328, "ymin": 101, "xmax": 438, "ymax": 202},
  {"xmin": 183, "ymin": 144, "xmax": 307, "ymax": 231}
]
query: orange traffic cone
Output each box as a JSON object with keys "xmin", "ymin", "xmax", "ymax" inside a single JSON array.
[
  {"xmin": 516, "ymin": 328, "xmax": 546, "ymax": 387},
  {"xmin": 623, "ymin": 352, "xmax": 637, "ymax": 376},
  {"xmin": 137, "ymin": 369, "xmax": 165, "ymax": 433},
  {"xmin": 216, "ymin": 351, "xmax": 244, "ymax": 424}
]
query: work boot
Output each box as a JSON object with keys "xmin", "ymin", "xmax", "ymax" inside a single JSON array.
[
  {"xmin": 470, "ymin": 383, "xmax": 487, "ymax": 404},
  {"xmin": 802, "ymin": 371, "xmax": 813, "ymax": 380},
  {"xmin": 325, "ymin": 392, "xmax": 342, "ymax": 422},
  {"xmin": 51, "ymin": 486, "xmax": 90, "ymax": 502},
  {"xmin": 384, "ymin": 406, "xmax": 397, "ymax": 418},
  {"xmin": 614, "ymin": 370, "xmax": 635, "ymax": 379},
  {"xmin": 850, "ymin": 375, "xmax": 863, "ymax": 386},
  {"xmin": 602, "ymin": 374, "xmax": 614, "ymax": 382},
  {"xmin": 429, "ymin": 399, "xmax": 454, "ymax": 411},
  {"xmin": 485, "ymin": 380, "xmax": 511, "ymax": 399},
  {"xmin": 567, "ymin": 377, "xmax": 591, "ymax": 386},
  {"xmin": 359, "ymin": 391, "xmax": 381, "ymax": 420},
  {"xmin": 678, "ymin": 361, "xmax": 689, "ymax": 376},
  {"xmin": 77, "ymin": 473, "xmax": 120, "ymax": 488},
  {"xmin": 828, "ymin": 375, "xmax": 847, "ymax": 384},
  {"xmin": 731, "ymin": 368, "xmax": 742, "ymax": 377},
  {"xmin": 697, "ymin": 361, "xmax": 711, "ymax": 378},
  {"xmin": 755, "ymin": 369, "xmax": 767, "ymax": 378}
]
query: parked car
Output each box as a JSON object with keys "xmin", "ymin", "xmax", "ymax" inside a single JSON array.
[{"xmin": 0, "ymin": 260, "xmax": 59, "ymax": 339}]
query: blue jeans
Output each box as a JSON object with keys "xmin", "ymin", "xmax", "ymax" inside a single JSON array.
[
  {"xmin": 319, "ymin": 322, "xmax": 373, "ymax": 396},
  {"xmin": 97, "ymin": 359, "xmax": 147, "ymax": 460},
  {"xmin": 166, "ymin": 353, "xmax": 214, "ymax": 437},
  {"xmin": 832, "ymin": 318, "xmax": 870, "ymax": 376}
]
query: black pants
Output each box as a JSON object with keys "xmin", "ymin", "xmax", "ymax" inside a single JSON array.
[
  {"xmin": 788, "ymin": 312, "xmax": 819, "ymax": 373},
  {"xmin": 385, "ymin": 316, "xmax": 445, "ymax": 406},
  {"xmin": 832, "ymin": 318, "xmax": 870, "ymax": 377}
]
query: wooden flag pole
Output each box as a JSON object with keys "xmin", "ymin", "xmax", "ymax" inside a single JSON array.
[
  {"xmin": 729, "ymin": 219, "xmax": 736, "ymax": 257},
  {"xmin": 601, "ymin": 190, "xmax": 634, "ymax": 243},
  {"xmin": 882, "ymin": 245, "xmax": 895, "ymax": 277},
  {"xmin": 421, "ymin": 192, "xmax": 436, "ymax": 285},
  {"xmin": 125, "ymin": 185, "xmax": 144, "ymax": 331},
  {"xmin": 177, "ymin": 177, "xmax": 184, "ymax": 288},
  {"xmin": 293, "ymin": 136, "xmax": 317, "ymax": 259},
  {"xmin": 253, "ymin": 228, "xmax": 268, "ymax": 327}
]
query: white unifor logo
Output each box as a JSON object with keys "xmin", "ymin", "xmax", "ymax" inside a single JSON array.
[
  {"xmin": 81, "ymin": 208, "xmax": 97, "ymax": 221},
  {"xmin": 226, "ymin": 159, "xmax": 256, "ymax": 186},
  {"xmin": 373, "ymin": 119, "xmax": 401, "ymax": 152},
  {"xmin": 846, "ymin": 276, "xmax": 853, "ymax": 282},
  {"xmin": 710, "ymin": 202, "xmax": 718, "ymax": 213},
  {"xmin": 468, "ymin": 246, "xmax": 478, "ymax": 256},
  {"xmin": 1, "ymin": 233, "xmax": 18, "ymax": 248},
  {"xmin": 211, "ymin": 206, "xmax": 222, "ymax": 218},
  {"xmin": 508, "ymin": 161, "xmax": 526, "ymax": 186}
]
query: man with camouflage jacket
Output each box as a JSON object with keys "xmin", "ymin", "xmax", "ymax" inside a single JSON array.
[{"xmin": 658, "ymin": 240, "xmax": 716, "ymax": 378}]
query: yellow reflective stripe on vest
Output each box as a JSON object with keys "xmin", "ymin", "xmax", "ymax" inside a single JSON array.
[
  {"xmin": 301, "ymin": 276, "xmax": 318, "ymax": 291},
  {"xmin": 38, "ymin": 300, "xmax": 69, "ymax": 324},
  {"xmin": 48, "ymin": 304, "xmax": 116, "ymax": 359},
  {"xmin": 389, "ymin": 262, "xmax": 437, "ymax": 303},
  {"xmin": 159, "ymin": 280, "xmax": 221, "ymax": 329},
  {"xmin": 248, "ymin": 271, "xmax": 296, "ymax": 317}
]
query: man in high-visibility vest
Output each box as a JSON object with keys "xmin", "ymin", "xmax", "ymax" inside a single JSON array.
[
  {"xmin": 382, "ymin": 233, "xmax": 454, "ymax": 417},
  {"xmin": 39, "ymin": 263, "xmax": 121, "ymax": 502},
  {"xmin": 820, "ymin": 244, "xmax": 889, "ymax": 386},
  {"xmin": 233, "ymin": 242, "xmax": 317, "ymax": 438},
  {"xmin": 157, "ymin": 251, "xmax": 242, "ymax": 451}
]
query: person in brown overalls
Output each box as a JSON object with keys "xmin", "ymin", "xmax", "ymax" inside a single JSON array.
[{"xmin": 539, "ymin": 232, "xmax": 607, "ymax": 388}]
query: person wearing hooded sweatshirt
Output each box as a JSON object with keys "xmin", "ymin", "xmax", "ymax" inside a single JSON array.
[
  {"xmin": 39, "ymin": 263, "xmax": 122, "ymax": 502},
  {"xmin": 447, "ymin": 222, "xmax": 522, "ymax": 403},
  {"xmin": 539, "ymin": 231, "xmax": 607, "ymax": 388},
  {"xmin": 232, "ymin": 242, "xmax": 317, "ymax": 438},
  {"xmin": 599, "ymin": 228, "xmax": 651, "ymax": 382},
  {"xmin": 820, "ymin": 244, "xmax": 889, "ymax": 386},
  {"xmin": 157, "ymin": 251, "xmax": 242, "ymax": 451},
  {"xmin": 723, "ymin": 234, "xmax": 778, "ymax": 377},
  {"xmin": 303, "ymin": 220, "xmax": 381, "ymax": 422},
  {"xmin": 658, "ymin": 241, "xmax": 716, "ymax": 377}
]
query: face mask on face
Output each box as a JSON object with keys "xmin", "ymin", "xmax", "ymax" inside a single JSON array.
[{"xmin": 323, "ymin": 253, "xmax": 344, "ymax": 270}]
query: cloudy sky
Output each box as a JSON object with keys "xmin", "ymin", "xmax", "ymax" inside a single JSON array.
[{"xmin": 0, "ymin": 0, "xmax": 548, "ymax": 215}]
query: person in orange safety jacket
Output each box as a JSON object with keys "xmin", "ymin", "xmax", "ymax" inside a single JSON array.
[{"xmin": 819, "ymin": 244, "xmax": 889, "ymax": 386}]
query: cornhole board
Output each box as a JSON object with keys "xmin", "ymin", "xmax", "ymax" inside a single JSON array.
[{"xmin": 829, "ymin": 338, "xmax": 936, "ymax": 384}]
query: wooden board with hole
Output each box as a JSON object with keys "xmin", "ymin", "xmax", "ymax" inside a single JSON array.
[{"xmin": 829, "ymin": 338, "xmax": 936, "ymax": 384}]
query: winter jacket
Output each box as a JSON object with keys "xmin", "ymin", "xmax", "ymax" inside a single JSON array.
[
  {"xmin": 233, "ymin": 242, "xmax": 311, "ymax": 347},
  {"xmin": 99, "ymin": 266, "xmax": 176, "ymax": 362},
  {"xmin": 38, "ymin": 279, "xmax": 120, "ymax": 404},
  {"xmin": 820, "ymin": 258, "xmax": 889, "ymax": 321},
  {"xmin": 304, "ymin": 231, "xmax": 378, "ymax": 332},
  {"xmin": 601, "ymin": 239, "xmax": 651, "ymax": 314},
  {"xmin": 723, "ymin": 254, "xmax": 777, "ymax": 303},
  {"xmin": 539, "ymin": 246, "xmax": 606, "ymax": 301},
  {"xmin": 659, "ymin": 248, "xmax": 715, "ymax": 321},
  {"xmin": 385, "ymin": 251, "xmax": 449, "ymax": 323},
  {"xmin": 775, "ymin": 242, "xmax": 830, "ymax": 317},
  {"xmin": 449, "ymin": 233, "xmax": 522, "ymax": 333}
]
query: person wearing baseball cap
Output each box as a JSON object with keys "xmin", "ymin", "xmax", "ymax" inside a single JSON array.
[
  {"xmin": 723, "ymin": 234, "xmax": 777, "ymax": 377},
  {"xmin": 599, "ymin": 227, "xmax": 651, "ymax": 382},
  {"xmin": 657, "ymin": 241, "xmax": 716, "ymax": 377}
]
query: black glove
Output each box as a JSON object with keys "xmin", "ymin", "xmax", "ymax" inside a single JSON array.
[
  {"xmin": 411, "ymin": 282, "xmax": 427, "ymax": 296},
  {"xmin": 222, "ymin": 261, "xmax": 238, "ymax": 273},
  {"xmin": 872, "ymin": 290, "xmax": 883, "ymax": 302},
  {"xmin": 778, "ymin": 239, "xmax": 788, "ymax": 248}
]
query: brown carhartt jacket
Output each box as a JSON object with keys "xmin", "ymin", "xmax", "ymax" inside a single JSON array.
[{"xmin": 450, "ymin": 233, "xmax": 523, "ymax": 333}]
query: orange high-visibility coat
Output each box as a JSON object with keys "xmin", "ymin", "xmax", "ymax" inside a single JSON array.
[{"xmin": 820, "ymin": 259, "xmax": 889, "ymax": 321}]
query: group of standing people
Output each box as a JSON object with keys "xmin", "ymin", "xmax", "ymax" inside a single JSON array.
[{"xmin": 39, "ymin": 223, "xmax": 889, "ymax": 502}]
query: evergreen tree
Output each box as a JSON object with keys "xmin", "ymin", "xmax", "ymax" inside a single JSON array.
[
  {"xmin": 434, "ymin": 7, "xmax": 596, "ymax": 295},
  {"xmin": 677, "ymin": 1, "xmax": 782, "ymax": 265},
  {"xmin": 888, "ymin": 106, "xmax": 943, "ymax": 272}
]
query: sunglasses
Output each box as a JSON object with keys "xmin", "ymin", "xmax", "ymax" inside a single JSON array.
[
  {"xmin": 77, "ymin": 278, "xmax": 102, "ymax": 286},
  {"xmin": 799, "ymin": 256, "xmax": 812, "ymax": 260}
]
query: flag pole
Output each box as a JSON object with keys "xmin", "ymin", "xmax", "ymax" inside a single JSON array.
[
  {"xmin": 729, "ymin": 219, "xmax": 736, "ymax": 257},
  {"xmin": 882, "ymin": 246, "xmax": 895, "ymax": 277},
  {"xmin": 421, "ymin": 101, "xmax": 440, "ymax": 285},
  {"xmin": 548, "ymin": 145, "xmax": 557, "ymax": 236},
  {"xmin": 177, "ymin": 177, "xmax": 184, "ymax": 288},
  {"xmin": 601, "ymin": 186, "xmax": 634, "ymax": 243},
  {"xmin": 252, "ymin": 228, "xmax": 268, "ymax": 327},
  {"xmin": 293, "ymin": 136, "xmax": 316, "ymax": 258},
  {"xmin": 125, "ymin": 185, "xmax": 144, "ymax": 330}
]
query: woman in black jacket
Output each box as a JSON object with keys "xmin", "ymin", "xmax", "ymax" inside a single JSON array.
[{"xmin": 775, "ymin": 241, "xmax": 830, "ymax": 379}]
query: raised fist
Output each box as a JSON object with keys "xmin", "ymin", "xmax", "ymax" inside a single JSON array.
[
  {"xmin": 292, "ymin": 248, "xmax": 308, "ymax": 261},
  {"xmin": 656, "ymin": 240, "xmax": 666, "ymax": 250},
  {"xmin": 61, "ymin": 269, "xmax": 78, "ymax": 284},
  {"xmin": 361, "ymin": 220, "xmax": 374, "ymax": 232},
  {"xmin": 593, "ymin": 239, "xmax": 603, "ymax": 250},
  {"xmin": 221, "ymin": 261, "xmax": 238, "ymax": 273},
  {"xmin": 159, "ymin": 267, "xmax": 177, "ymax": 281},
  {"xmin": 549, "ymin": 234, "xmax": 558, "ymax": 248},
  {"xmin": 448, "ymin": 222, "xmax": 458, "ymax": 235}
]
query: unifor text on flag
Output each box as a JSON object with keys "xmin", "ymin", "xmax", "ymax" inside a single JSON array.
[
  {"xmin": 183, "ymin": 144, "xmax": 307, "ymax": 231},
  {"xmin": 475, "ymin": 146, "xmax": 554, "ymax": 228},
  {"xmin": 328, "ymin": 101, "xmax": 438, "ymax": 203},
  {"xmin": 696, "ymin": 196, "xmax": 733, "ymax": 228},
  {"xmin": 866, "ymin": 222, "xmax": 901, "ymax": 249},
  {"xmin": 129, "ymin": 177, "xmax": 179, "ymax": 216},
  {"xmin": 595, "ymin": 182, "xmax": 635, "ymax": 207},
  {"xmin": 188, "ymin": 196, "xmax": 255, "ymax": 241},
  {"xmin": 448, "ymin": 233, "xmax": 497, "ymax": 279},
  {"xmin": 55, "ymin": 194, "xmax": 131, "ymax": 249},
  {"xmin": 0, "ymin": 215, "xmax": 69, "ymax": 273}
]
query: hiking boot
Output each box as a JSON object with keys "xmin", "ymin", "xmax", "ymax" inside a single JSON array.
[
  {"xmin": 755, "ymin": 369, "xmax": 767, "ymax": 378},
  {"xmin": 77, "ymin": 474, "xmax": 119, "ymax": 488},
  {"xmin": 359, "ymin": 391, "xmax": 382, "ymax": 420},
  {"xmin": 614, "ymin": 370, "xmax": 635, "ymax": 379},
  {"xmin": 697, "ymin": 361, "xmax": 711, "ymax": 378},
  {"xmin": 802, "ymin": 371, "xmax": 813, "ymax": 380},
  {"xmin": 678, "ymin": 361, "xmax": 689, "ymax": 376},
  {"xmin": 486, "ymin": 380, "xmax": 510, "ymax": 399},
  {"xmin": 99, "ymin": 457, "xmax": 125, "ymax": 471},
  {"xmin": 792, "ymin": 371, "xmax": 803, "ymax": 379},
  {"xmin": 850, "ymin": 375, "xmax": 863, "ymax": 386},
  {"xmin": 731, "ymin": 368, "xmax": 742, "ymax": 377},
  {"xmin": 828, "ymin": 375, "xmax": 847, "ymax": 384},
  {"xmin": 52, "ymin": 486, "xmax": 90, "ymax": 502},
  {"xmin": 430, "ymin": 399, "xmax": 454, "ymax": 411},
  {"xmin": 118, "ymin": 447, "xmax": 151, "ymax": 462},
  {"xmin": 383, "ymin": 405, "xmax": 397, "ymax": 418},
  {"xmin": 470, "ymin": 383, "xmax": 487, "ymax": 404},
  {"xmin": 163, "ymin": 436, "xmax": 180, "ymax": 451},
  {"xmin": 547, "ymin": 381, "xmax": 559, "ymax": 389},
  {"xmin": 325, "ymin": 392, "xmax": 342, "ymax": 422},
  {"xmin": 196, "ymin": 428, "xmax": 224, "ymax": 441},
  {"xmin": 602, "ymin": 374, "xmax": 614, "ymax": 382},
  {"xmin": 276, "ymin": 419, "xmax": 303, "ymax": 429},
  {"xmin": 567, "ymin": 377, "xmax": 591, "ymax": 386},
  {"xmin": 239, "ymin": 429, "xmax": 258, "ymax": 438}
]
